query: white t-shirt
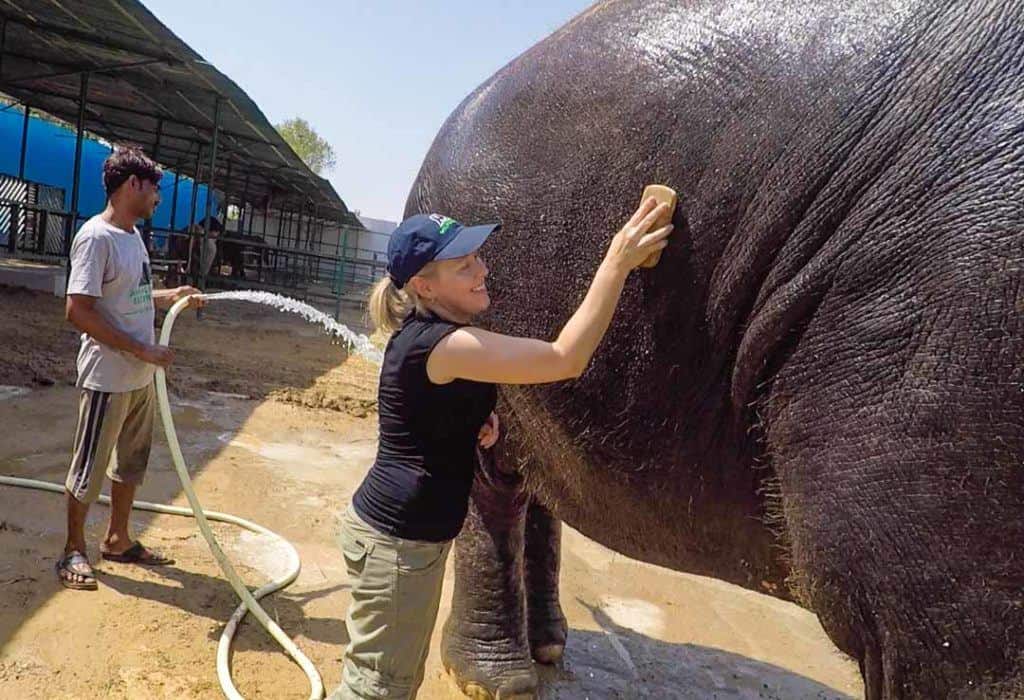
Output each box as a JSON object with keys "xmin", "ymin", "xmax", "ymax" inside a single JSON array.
[{"xmin": 67, "ymin": 215, "xmax": 155, "ymax": 393}]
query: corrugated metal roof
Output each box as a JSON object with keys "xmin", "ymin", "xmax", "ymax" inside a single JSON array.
[{"xmin": 0, "ymin": 0, "xmax": 361, "ymax": 226}]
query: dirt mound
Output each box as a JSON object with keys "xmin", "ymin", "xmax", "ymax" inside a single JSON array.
[{"xmin": 0, "ymin": 285, "xmax": 379, "ymax": 419}]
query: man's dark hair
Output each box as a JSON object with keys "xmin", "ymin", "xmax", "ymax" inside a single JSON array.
[{"xmin": 103, "ymin": 145, "xmax": 162, "ymax": 195}]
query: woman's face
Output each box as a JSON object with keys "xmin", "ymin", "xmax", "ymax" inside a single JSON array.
[{"xmin": 412, "ymin": 252, "xmax": 490, "ymax": 321}]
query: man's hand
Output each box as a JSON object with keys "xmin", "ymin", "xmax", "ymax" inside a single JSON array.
[
  {"xmin": 171, "ymin": 286, "xmax": 206, "ymax": 308},
  {"xmin": 478, "ymin": 412, "xmax": 500, "ymax": 449},
  {"xmin": 133, "ymin": 343, "xmax": 175, "ymax": 368},
  {"xmin": 153, "ymin": 286, "xmax": 206, "ymax": 310}
]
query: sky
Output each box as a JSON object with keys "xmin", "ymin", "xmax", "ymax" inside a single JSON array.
[{"xmin": 143, "ymin": 0, "xmax": 593, "ymax": 223}]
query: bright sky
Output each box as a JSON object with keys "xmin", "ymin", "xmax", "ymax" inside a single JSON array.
[{"xmin": 143, "ymin": 0, "xmax": 592, "ymax": 223}]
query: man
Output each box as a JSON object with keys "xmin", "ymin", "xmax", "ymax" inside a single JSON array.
[
  {"xmin": 163, "ymin": 216, "xmax": 220, "ymax": 287},
  {"xmin": 57, "ymin": 146, "xmax": 204, "ymax": 590},
  {"xmin": 192, "ymin": 215, "xmax": 222, "ymax": 280}
]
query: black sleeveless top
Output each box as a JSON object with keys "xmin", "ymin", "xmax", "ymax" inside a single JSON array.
[{"xmin": 352, "ymin": 310, "xmax": 497, "ymax": 542}]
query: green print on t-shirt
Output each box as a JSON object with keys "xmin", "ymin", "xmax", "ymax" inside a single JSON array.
[{"xmin": 127, "ymin": 262, "xmax": 153, "ymax": 311}]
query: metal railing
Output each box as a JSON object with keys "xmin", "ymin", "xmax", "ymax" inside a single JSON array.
[
  {"xmin": 1, "ymin": 198, "xmax": 75, "ymax": 260},
  {"xmin": 0, "ymin": 198, "xmax": 388, "ymax": 317}
]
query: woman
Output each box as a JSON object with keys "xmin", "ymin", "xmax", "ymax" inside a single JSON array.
[{"xmin": 333, "ymin": 198, "xmax": 673, "ymax": 700}]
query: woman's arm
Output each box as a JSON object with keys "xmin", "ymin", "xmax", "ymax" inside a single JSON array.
[{"xmin": 427, "ymin": 198, "xmax": 673, "ymax": 385}]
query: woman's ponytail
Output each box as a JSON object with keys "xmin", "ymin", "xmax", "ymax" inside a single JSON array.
[{"xmin": 368, "ymin": 275, "xmax": 411, "ymax": 334}]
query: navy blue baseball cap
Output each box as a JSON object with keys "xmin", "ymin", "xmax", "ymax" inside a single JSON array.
[{"xmin": 387, "ymin": 214, "xmax": 500, "ymax": 289}]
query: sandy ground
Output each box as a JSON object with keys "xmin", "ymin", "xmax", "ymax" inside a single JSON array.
[{"xmin": 0, "ymin": 285, "xmax": 864, "ymax": 699}]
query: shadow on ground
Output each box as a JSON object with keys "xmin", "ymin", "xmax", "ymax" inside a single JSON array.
[
  {"xmin": 99, "ymin": 566, "xmax": 350, "ymax": 651},
  {"xmin": 537, "ymin": 605, "xmax": 854, "ymax": 699}
]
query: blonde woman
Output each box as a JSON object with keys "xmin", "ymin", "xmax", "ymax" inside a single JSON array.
[{"xmin": 332, "ymin": 197, "xmax": 672, "ymax": 700}]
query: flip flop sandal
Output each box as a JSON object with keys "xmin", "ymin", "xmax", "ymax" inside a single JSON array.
[
  {"xmin": 101, "ymin": 541, "xmax": 174, "ymax": 566},
  {"xmin": 56, "ymin": 550, "xmax": 98, "ymax": 590}
]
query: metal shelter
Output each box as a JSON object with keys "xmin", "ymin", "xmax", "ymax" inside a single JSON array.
[{"xmin": 0, "ymin": 0, "xmax": 375, "ymax": 312}]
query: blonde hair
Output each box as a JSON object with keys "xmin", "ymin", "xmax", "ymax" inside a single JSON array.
[{"xmin": 367, "ymin": 262, "xmax": 438, "ymax": 334}]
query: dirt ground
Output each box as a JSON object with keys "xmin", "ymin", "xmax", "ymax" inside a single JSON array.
[{"xmin": 0, "ymin": 284, "xmax": 864, "ymax": 699}]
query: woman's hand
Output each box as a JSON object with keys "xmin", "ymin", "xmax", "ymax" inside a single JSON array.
[
  {"xmin": 478, "ymin": 412, "xmax": 500, "ymax": 449},
  {"xmin": 604, "ymin": 197, "xmax": 674, "ymax": 274}
]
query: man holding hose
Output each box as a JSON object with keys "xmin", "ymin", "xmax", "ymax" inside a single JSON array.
[{"xmin": 57, "ymin": 146, "xmax": 204, "ymax": 590}]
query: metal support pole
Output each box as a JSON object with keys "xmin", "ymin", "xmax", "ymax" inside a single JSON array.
[
  {"xmin": 68, "ymin": 73, "xmax": 89, "ymax": 238},
  {"xmin": 37, "ymin": 210, "xmax": 48, "ymax": 254},
  {"xmin": 306, "ymin": 205, "xmax": 314, "ymax": 251},
  {"xmin": 198, "ymin": 97, "xmax": 222, "ymax": 290},
  {"xmin": 18, "ymin": 105, "xmax": 29, "ymax": 180},
  {"xmin": 188, "ymin": 149, "xmax": 202, "ymax": 230},
  {"xmin": 223, "ymin": 157, "xmax": 233, "ymax": 217},
  {"xmin": 308, "ymin": 206, "xmax": 319, "ymax": 285},
  {"xmin": 142, "ymin": 118, "xmax": 163, "ymax": 251},
  {"xmin": 305, "ymin": 205, "xmax": 312, "ymax": 251},
  {"xmin": 247, "ymin": 194, "xmax": 256, "ymax": 236},
  {"xmin": 302, "ymin": 208, "xmax": 308, "ymax": 251},
  {"xmin": 186, "ymin": 148, "xmax": 202, "ymax": 276},
  {"xmin": 169, "ymin": 169, "xmax": 181, "ymax": 232},
  {"xmin": 301, "ymin": 205, "xmax": 310, "ymax": 281},
  {"xmin": 239, "ymin": 172, "xmax": 250, "ymax": 238},
  {"xmin": 276, "ymin": 206, "xmax": 288, "ymax": 280},
  {"xmin": 215, "ymin": 157, "xmax": 233, "ymax": 280},
  {"xmin": 263, "ymin": 198, "xmax": 273, "ymax": 281},
  {"xmin": 307, "ymin": 203, "xmax": 315, "ymax": 251},
  {"xmin": 221, "ymin": 157, "xmax": 233, "ymax": 239},
  {"xmin": 6, "ymin": 202, "xmax": 17, "ymax": 253},
  {"xmin": 64, "ymin": 71, "xmax": 89, "ymax": 281},
  {"xmin": 335, "ymin": 216, "xmax": 349, "ymax": 321},
  {"xmin": 313, "ymin": 205, "xmax": 320, "ymax": 251},
  {"xmin": 0, "ymin": 18, "xmax": 7, "ymax": 80},
  {"xmin": 9, "ymin": 104, "xmax": 30, "ymax": 253}
]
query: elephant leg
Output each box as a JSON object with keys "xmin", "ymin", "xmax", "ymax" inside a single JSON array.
[
  {"xmin": 524, "ymin": 501, "xmax": 567, "ymax": 665},
  {"xmin": 442, "ymin": 447, "xmax": 537, "ymax": 699}
]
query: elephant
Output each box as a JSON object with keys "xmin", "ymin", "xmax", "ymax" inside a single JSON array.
[{"xmin": 404, "ymin": 0, "xmax": 1024, "ymax": 698}]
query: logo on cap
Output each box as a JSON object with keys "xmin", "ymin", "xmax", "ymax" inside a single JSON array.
[{"xmin": 428, "ymin": 214, "xmax": 458, "ymax": 235}]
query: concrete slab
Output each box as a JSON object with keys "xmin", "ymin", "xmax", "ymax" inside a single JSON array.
[{"xmin": 0, "ymin": 257, "xmax": 65, "ymax": 296}]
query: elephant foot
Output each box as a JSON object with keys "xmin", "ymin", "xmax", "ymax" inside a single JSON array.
[
  {"xmin": 531, "ymin": 643, "xmax": 564, "ymax": 666},
  {"xmin": 528, "ymin": 604, "xmax": 568, "ymax": 665},
  {"xmin": 448, "ymin": 672, "xmax": 537, "ymax": 700},
  {"xmin": 443, "ymin": 622, "xmax": 538, "ymax": 699}
]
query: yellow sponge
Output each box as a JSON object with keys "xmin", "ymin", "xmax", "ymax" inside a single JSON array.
[{"xmin": 639, "ymin": 184, "xmax": 677, "ymax": 268}]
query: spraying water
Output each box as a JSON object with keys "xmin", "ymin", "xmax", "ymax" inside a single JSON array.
[{"xmin": 201, "ymin": 290, "xmax": 383, "ymax": 364}]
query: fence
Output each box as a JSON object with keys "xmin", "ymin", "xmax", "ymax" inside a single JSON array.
[
  {"xmin": 0, "ymin": 173, "xmax": 69, "ymax": 258},
  {"xmin": 0, "ymin": 168, "xmax": 397, "ymax": 319}
]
